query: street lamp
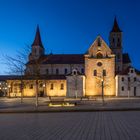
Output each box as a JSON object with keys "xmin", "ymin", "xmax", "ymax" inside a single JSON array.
[
  {"xmin": 43, "ymin": 83, "xmax": 46, "ymax": 96},
  {"xmin": 8, "ymin": 84, "xmax": 11, "ymax": 98},
  {"xmin": 101, "ymin": 78, "xmax": 104, "ymax": 104}
]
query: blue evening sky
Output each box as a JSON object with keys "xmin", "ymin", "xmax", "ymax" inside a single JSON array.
[{"xmin": 0, "ymin": 0, "xmax": 140, "ymax": 74}]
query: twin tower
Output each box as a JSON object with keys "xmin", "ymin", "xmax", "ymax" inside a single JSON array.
[{"xmin": 29, "ymin": 17, "xmax": 123, "ymax": 74}]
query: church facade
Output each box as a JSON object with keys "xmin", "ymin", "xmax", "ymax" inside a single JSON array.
[{"xmin": 3, "ymin": 18, "xmax": 140, "ymax": 97}]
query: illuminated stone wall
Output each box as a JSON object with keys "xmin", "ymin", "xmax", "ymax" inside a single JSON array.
[
  {"xmin": 85, "ymin": 36, "xmax": 116, "ymax": 96},
  {"xmin": 7, "ymin": 79, "xmax": 66, "ymax": 97}
]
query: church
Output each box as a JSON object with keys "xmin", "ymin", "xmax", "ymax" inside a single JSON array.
[{"xmin": 1, "ymin": 18, "xmax": 140, "ymax": 98}]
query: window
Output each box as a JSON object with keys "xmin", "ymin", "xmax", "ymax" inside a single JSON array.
[
  {"xmin": 81, "ymin": 68, "xmax": 84, "ymax": 74},
  {"xmin": 128, "ymin": 77, "xmax": 130, "ymax": 82},
  {"xmin": 117, "ymin": 53, "xmax": 120, "ymax": 60},
  {"xmin": 122, "ymin": 86, "xmax": 124, "ymax": 91},
  {"xmin": 103, "ymin": 70, "xmax": 106, "ymax": 76},
  {"xmin": 122, "ymin": 77, "xmax": 124, "ymax": 81},
  {"xmin": 93, "ymin": 70, "xmax": 97, "ymax": 76},
  {"xmin": 113, "ymin": 38, "xmax": 115, "ymax": 43},
  {"xmin": 56, "ymin": 69, "xmax": 59, "ymax": 75},
  {"xmin": 117, "ymin": 66, "xmax": 120, "ymax": 72},
  {"xmin": 118, "ymin": 38, "xmax": 120, "ymax": 43},
  {"xmin": 64, "ymin": 68, "xmax": 68, "ymax": 74},
  {"xmin": 97, "ymin": 62, "xmax": 102, "ymax": 67},
  {"xmin": 134, "ymin": 77, "xmax": 137, "ymax": 82},
  {"xmin": 39, "ymin": 83, "xmax": 43, "ymax": 88},
  {"xmin": 46, "ymin": 69, "xmax": 49, "ymax": 75},
  {"xmin": 97, "ymin": 37, "xmax": 101, "ymax": 46},
  {"xmin": 60, "ymin": 83, "xmax": 64, "ymax": 90},
  {"xmin": 131, "ymin": 70, "xmax": 133, "ymax": 73},
  {"xmin": 97, "ymin": 52, "xmax": 103, "ymax": 58},
  {"xmin": 29, "ymin": 84, "xmax": 33, "ymax": 89},
  {"xmin": 50, "ymin": 84, "xmax": 53, "ymax": 90}
]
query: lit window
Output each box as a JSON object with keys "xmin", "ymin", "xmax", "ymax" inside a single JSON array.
[
  {"xmin": 60, "ymin": 83, "xmax": 64, "ymax": 90},
  {"xmin": 103, "ymin": 70, "xmax": 106, "ymax": 76},
  {"xmin": 122, "ymin": 86, "xmax": 124, "ymax": 91},
  {"xmin": 93, "ymin": 70, "xmax": 97, "ymax": 76},
  {"xmin": 50, "ymin": 84, "xmax": 53, "ymax": 90}
]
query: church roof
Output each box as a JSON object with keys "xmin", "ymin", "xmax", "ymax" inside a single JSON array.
[
  {"xmin": 123, "ymin": 53, "xmax": 131, "ymax": 64},
  {"xmin": 111, "ymin": 17, "xmax": 122, "ymax": 32},
  {"xmin": 27, "ymin": 54, "xmax": 85, "ymax": 65},
  {"xmin": 32, "ymin": 25, "xmax": 44, "ymax": 47},
  {"xmin": 0, "ymin": 75, "xmax": 66, "ymax": 81}
]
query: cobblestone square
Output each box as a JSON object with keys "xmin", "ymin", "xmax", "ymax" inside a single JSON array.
[{"xmin": 0, "ymin": 111, "xmax": 140, "ymax": 140}]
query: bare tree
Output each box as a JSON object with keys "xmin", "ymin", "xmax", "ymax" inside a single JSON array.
[
  {"xmin": 95, "ymin": 70, "xmax": 111, "ymax": 104},
  {"xmin": 26, "ymin": 59, "xmax": 41, "ymax": 107},
  {"xmin": 3, "ymin": 45, "xmax": 30, "ymax": 103}
]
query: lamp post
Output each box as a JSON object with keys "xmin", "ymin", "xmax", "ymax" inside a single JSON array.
[
  {"xmin": 74, "ymin": 73, "xmax": 78, "ymax": 99},
  {"xmin": 101, "ymin": 78, "xmax": 104, "ymax": 104},
  {"xmin": 8, "ymin": 85, "xmax": 11, "ymax": 98},
  {"xmin": 43, "ymin": 83, "xmax": 46, "ymax": 97}
]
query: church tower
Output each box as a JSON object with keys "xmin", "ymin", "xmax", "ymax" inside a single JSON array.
[
  {"xmin": 29, "ymin": 25, "xmax": 44, "ymax": 61},
  {"xmin": 109, "ymin": 17, "xmax": 123, "ymax": 74}
]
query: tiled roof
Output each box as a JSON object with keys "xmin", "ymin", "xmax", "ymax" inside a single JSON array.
[
  {"xmin": 27, "ymin": 54, "xmax": 85, "ymax": 65},
  {"xmin": 123, "ymin": 53, "xmax": 131, "ymax": 64}
]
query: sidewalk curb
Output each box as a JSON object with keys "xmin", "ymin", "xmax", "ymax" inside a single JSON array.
[{"xmin": 0, "ymin": 107, "xmax": 140, "ymax": 113}]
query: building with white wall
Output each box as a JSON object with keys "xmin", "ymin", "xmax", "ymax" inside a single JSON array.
[{"xmin": 1, "ymin": 18, "xmax": 139, "ymax": 97}]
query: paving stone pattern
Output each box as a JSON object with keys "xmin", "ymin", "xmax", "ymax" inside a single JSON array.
[{"xmin": 0, "ymin": 111, "xmax": 140, "ymax": 140}]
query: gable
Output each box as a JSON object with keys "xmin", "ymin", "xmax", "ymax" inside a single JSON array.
[{"xmin": 87, "ymin": 36, "xmax": 112, "ymax": 57}]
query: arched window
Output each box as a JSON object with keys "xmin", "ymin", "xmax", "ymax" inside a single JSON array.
[
  {"xmin": 103, "ymin": 70, "xmax": 106, "ymax": 76},
  {"xmin": 93, "ymin": 70, "xmax": 97, "ymax": 76},
  {"xmin": 50, "ymin": 84, "xmax": 53, "ymax": 90},
  {"xmin": 97, "ymin": 37, "xmax": 101, "ymax": 46},
  {"xmin": 96, "ymin": 52, "xmax": 103, "ymax": 58},
  {"xmin": 64, "ymin": 68, "xmax": 67, "ymax": 74},
  {"xmin": 113, "ymin": 38, "xmax": 115, "ymax": 43},
  {"xmin": 81, "ymin": 68, "xmax": 84, "ymax": 74},
  {"xmin": 60, "ymin": 83, "xmax": 64, "ymax": 90}
]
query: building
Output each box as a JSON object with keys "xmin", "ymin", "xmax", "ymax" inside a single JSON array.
[{"xmin": 1, "ymin": 18, "xmax": 140, "ymax": 97}]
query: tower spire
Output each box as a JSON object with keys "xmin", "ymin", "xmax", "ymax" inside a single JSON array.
[
  {"xmin": 32, "ymin": 25, "xmax": 43, "ymax": 47},
  {"xmin": 111, "ymin": 17, "xmax": 122, "ymax": 32}
]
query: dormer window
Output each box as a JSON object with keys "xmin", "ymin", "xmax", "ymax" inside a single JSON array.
[{"xmin": 72, "ymin": 69, "xmax": 78, "ymax": 76}]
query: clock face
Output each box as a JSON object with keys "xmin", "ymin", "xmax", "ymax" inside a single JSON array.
[{"xmin": 97, "ymin": 62, "xmax": 102, "ymax": 67}]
